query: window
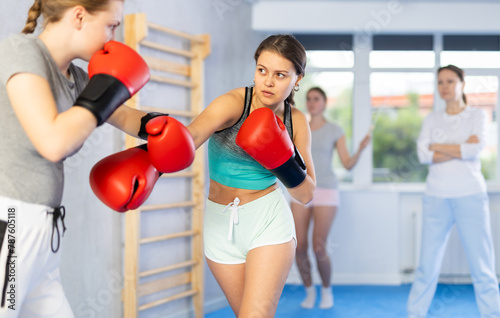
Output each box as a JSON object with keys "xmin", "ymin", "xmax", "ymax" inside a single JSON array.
[
  {"xmin": 295, "ymin": 72, "xmax": 355, "ymax": 182},
  {"xmin": 293, "ymin": 34, "xmax": 355, "ymax": 182},
  {"xmin": 292, "ymin": 33, "xmax": 500, "ymax": 186},
  {"xmin": 370, "ymin": 51, "xmax": 435, "ymax": 69},
  {"xmin": 441, "ymin": 35, "xmax": 500, "ymax": 181},
  {"xmin": 441, "ymin": 35, "xmax": 500, "ymax": 68},
  {"xmin": 369, "ymin": 35, "xmax": 435, "ymax": 183},
  {"xmin": 370, "ymin": 35, "xmax": 434, "ymax": 68},
  {"xmin": 463, "ymin": 76, "xmax": 498, "ymax": 180},
  {"xmin": 307, "ymin": 51, "xmax": 354, "ymax": 69},
  {"xmin": 370, "ymin": 73, "xmax": 434, "ymax": 182},
  {"xmin": 441, "ymin": 52, "xmax": 500, "ymax": 68}
]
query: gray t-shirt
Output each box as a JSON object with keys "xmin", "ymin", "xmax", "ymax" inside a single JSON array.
[
  {"xmin": 311, "ymin": 121, "xmax": 344, "ymax": 189},
  {"xmin": 0, "ymin": 33, "xmax": 88, "ymax": 207}
]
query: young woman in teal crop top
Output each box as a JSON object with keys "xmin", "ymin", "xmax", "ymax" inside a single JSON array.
[{"xmin": 186, "ymin": 35, "xmax": 316, "ymax": 317}]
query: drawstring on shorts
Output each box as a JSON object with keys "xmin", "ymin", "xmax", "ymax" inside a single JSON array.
[{"xmin": 223, "ymin": 197, "xmax": 241, "ymax": 241}]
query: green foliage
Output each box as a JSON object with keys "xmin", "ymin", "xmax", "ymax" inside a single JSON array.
[
  {"xmin": 372, "ymin": 92, "xmax": 428, "ymax": 182},
  {"xmin": 481, "ymin": 153, "xmax": 497, "ymax": 180},
  {"xmin": 327, "ymin": 87, "xmax": 353, "ymax": 142},
  {"xmin": 328, "ymin": 88, "xmax": 354, "ymax": 181},
  {"xmin": 297, "ymin": 80, "xmax": 496, "ymax": 183}
]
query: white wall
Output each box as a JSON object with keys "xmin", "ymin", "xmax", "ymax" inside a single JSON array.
[
  {"xmin": 287, "ymin": 187, "xmax": 500, "ymax": 286},
  {"xmin": 252, "ymin": 1, "xmax": 500, "ymax": 34},
  {"xmin": 1, "ymin": 1, "xmax": 266, "ymax": 317},
  {"xmin": 287, "ymin": 188, "xmax": 402, "ymax": 285}
]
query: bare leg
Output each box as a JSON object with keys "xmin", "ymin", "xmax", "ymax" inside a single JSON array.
[
  {"xmin": 290, "ymin": 202, "xmax": 313, "ymax": 286},
  {"xmin": 311, "ymin": 205, "xmax": 337, "ymax": 287},
  {"xmin": 311, "ymin": 205, "xmax": 337, "ymax": 309},
  {"xmin": 238, "ymin": 241, "xmax": 296, "ymax": 317},
  {"xmin": 291, "ymin": 202, "xmax": 316, "ymax": 308},
  {"xmin": 206, "ymin": 258, "xmax": 246, "ymax": 315}
]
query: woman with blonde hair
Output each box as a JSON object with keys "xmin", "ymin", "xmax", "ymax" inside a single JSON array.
[{"xmin": 0, "ymin": 1, "xmax": 157, "ymax": 316}]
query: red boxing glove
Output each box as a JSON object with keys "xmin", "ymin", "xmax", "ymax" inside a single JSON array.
[
  {"xmin": 90, "ymin": 145, "xmax": 160, "ymax": 212},
  {"xmin": 75, "ymin": 41, "xmax": 150, "ymax": 126},
  {"xmin": 146, "ymin": 116, "xmax": 195, "ymax": 173},
  {"xmin": 236, "ymin": 107, "xmax": 307, "ymax": 188},
  {"xmin": 88, "ymin": 41, "xmax": 149, "ymax": 96}
]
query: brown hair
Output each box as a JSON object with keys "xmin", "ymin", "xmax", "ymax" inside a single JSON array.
[
  {"xmin": 307, "ymin": 87, "xmax": 327, "ymax": 102},
  {"xmin": 254, "ymin": 34, "xmax": 306, "ymax": 106},
  {"xmin": 438, "ymin": 64, "xmax": 467, "ymax": 104},
  {"xmin": 22, "ymin": 0, "xmax": 118, "ymax": 34}
]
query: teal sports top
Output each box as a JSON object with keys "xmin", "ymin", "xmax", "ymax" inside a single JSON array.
[{"xmin": 208, "ymin": 87, "xmax": 293, "ymax": 190}]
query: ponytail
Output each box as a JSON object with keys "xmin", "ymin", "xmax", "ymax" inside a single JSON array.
[
  {"xmin": 21, "ymin": 0, "xmax": 117, "ymax": 35},
  {"xmin": 22, "ymin": 0, "xmax": 42, "ymax": 34}
]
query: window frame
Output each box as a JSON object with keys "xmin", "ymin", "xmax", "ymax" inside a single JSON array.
[{"xmin": 298, "ymin": 33, "xmax": 500, "ymax": 187}]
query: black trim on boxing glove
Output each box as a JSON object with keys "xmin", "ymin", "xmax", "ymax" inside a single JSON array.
[
  {"xmin": 269, "ymin": 146, "xmax": 307, "ymax": 188},
  {"xmin": 135, "ymin": 143, "xmax": 163, "ymax": 177},
  {"xmin": 136, "ymin": 143, "xmax": 148, "ymax": 152},
  {"xmin": 138, "ymin": 112, "xmax": 169, "ymax": 140},
  {"xmin": 74, "ymin": 74, "xmax": 131, "ymax": 126}
]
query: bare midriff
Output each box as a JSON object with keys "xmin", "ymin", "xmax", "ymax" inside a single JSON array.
[{"xmin": 208, "ymin": 179, "xmax": 278, "ymax": 205}]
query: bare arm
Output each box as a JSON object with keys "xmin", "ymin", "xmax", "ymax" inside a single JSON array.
[
  {"xmin": 286, "ymin": 108, "xmax": 316, "ymax": 205},
  {"xmin": 187, "ymin": 88, "xmax": 246, "ymax": 149},
  {"xmin": 429, "ymin": 143, "xmax": 462, "ymax": 158},
  {"xmin": 7, "ymin": 73, "xmax": 97, "ymax": 162},
  {"xmin": 106, "ymin": 104, "xmax": 149, "ymax": 138},
  {"xmin": 432, "ymin": 151, "xmax": 455, "ymax": 163},
  {"xmin": 430, "ymin": 135, "xmax": 480, "ymax": 160},
  {"xmin": 336, "ymin": 134, "xmax": 371, "ymax": 170}
]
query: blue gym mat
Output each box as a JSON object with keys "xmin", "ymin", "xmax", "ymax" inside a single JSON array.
[{"xmin": 206, "ymin": 284, "xmax": 481, "ymax": 317}]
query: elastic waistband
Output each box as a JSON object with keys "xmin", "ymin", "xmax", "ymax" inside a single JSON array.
[
  {"xmin": 0, "ymin": 197, "xmax": 54, "ymax": 224},
  {"xmin": 206, "ymin": 188, "xmax": 284, "ymax": 212},
  {"xmin": 0, "ymin": 196, "xmax": 66, "ymax": 253},
  {"xmin": 0, "ymin": 196, "xmax": 52, "ymax": 212}
]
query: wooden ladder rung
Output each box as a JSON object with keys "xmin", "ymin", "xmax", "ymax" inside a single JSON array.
[
  {"xmin": 141, "ymin": 201, "xmax": 196, "ymax": 212},
  {"xmin": 138, "ymin": 289, "xmax": 198, "ymax": 312},
  {"xmin": 139, "ymin": 105, "xmax": 197, "ymax": 118},
  {"xmin": 124, "ymin": 13, "xmax": 207, "ymax": 318},
  {"xmin": 147, "ymin": 22, "xmax": 206, "ymax": 44},
  {"xmin": 141, "ymin": 40, "xmax": 195, "ymax": 58},
  {"xmin": 139, "ymin": 259, "xmax": 198, "ymax": 278},
  {"xmin": 144, "ymin": 56, "xmax": 190, "ymax": 77},
  {"xmin": 140, "ymin": 230, "xmax": 198, "ymax": 245},
  {"xmin": 150, "ymin": 74, "xmax": 195, "ymax": 88},
  {"xmin": 138, "ymin": 272, "xmax": 191, "ymax": 298}
]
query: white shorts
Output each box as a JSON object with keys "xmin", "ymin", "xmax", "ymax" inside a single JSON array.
[
  {"xmin": 0, "ymin": 197, "xmax": 74, "ymax": 318},
  {"xmin": 204, "ymin": 188, "xmax": 296, "ymax": 264},
  {"xmin": 290, "ymin": 187, "xmax": 340, "ymax": 207}
]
